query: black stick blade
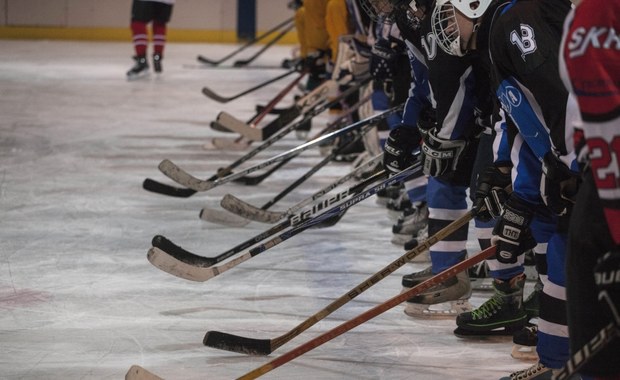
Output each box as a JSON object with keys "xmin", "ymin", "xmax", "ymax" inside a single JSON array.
[
  {"xmin": 151, "ymin": 235, "xmax": 216, "ymax": 267},
  {"xmin": 203, "ymin": 331, "xmax": 272, "ymax": 355},
  {"xmin": 142, "ymin": 178, "xmax": 196, "ymax": 198}
]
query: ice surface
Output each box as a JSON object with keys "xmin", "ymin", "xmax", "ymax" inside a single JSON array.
[{"xmin": 0, "ymin": 39, "xmax": 532, "ymax": 379}]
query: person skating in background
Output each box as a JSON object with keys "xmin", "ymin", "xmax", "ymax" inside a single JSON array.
[{"xmin": 127, "ymin": 0, "xmax": 175, "ymax": 79}]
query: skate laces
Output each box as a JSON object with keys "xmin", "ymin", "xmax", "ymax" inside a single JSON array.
[
  {"xmin": 471, "ymin": 292, "xmax": 504, "ymax": 320},
  {"xmin": 509, "ymin": 362, "xmax": 549, "ymax": 380}
]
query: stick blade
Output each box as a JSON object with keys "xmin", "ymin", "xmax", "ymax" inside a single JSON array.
[
  {"xmin": 216, "ymin": 112, "xmax": 263, "ymax": 141},
  {"xmin": 151, "ymin": 235, "xmax": 216, "ymax": 267},
  {"xmin": 147, "ymin": 247, "xmax": 215, "ymax": 282},
  {"xmin": 211, "ymin": 137, "xmax": 252, "ymax": 151},
  {"xmin": 201, "ymin": 86, "xmax": 231, "ymax": 103},
  {"xmin": 220, "ymin": 194, "xmax": 283, "ymax": 223},
  {"xmin": 142, "ymin": 178, "xmax": 196, "ymax": 198},
  {"xmin": 158, "ymin": 159, "xmax": 214, "ymax": 192},
  {"xmin": 198, "ymin": 207, "xmax": 250, "ymax": 227},
  {"xmin": 203, "ymin": 330, "xmax": 272, "ymax": 355},
  {"xmin": 125, "ymin": 365, "xmax": 164, "ymax": 380}
]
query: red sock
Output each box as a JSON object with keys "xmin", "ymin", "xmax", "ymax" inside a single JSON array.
[
  {"xmin": 131, "ymin": 21, "xmax": 148, "ymax": 57},
  {"xmin": 152, "ymin": 22, "xmax": 167, "ymax": 56}
]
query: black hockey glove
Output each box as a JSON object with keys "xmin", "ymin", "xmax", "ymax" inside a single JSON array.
[
  {"xmin": 421, "ymin": 128, "xmax": 467, "ymax": 177},
  {"xmin": 383, "ymin": 125, "xmax": 421, "ymax": 174},
  {"xmin": 474, "ymin": 165, "xmax": 512, "ymax": 222},
  {"xmin": 416, "ymin": 105, "xmax": 437, "ymax": 138},
  {"xmin": 594, "ymin": 249, "xmax": 620, "ymax": 326},
  {"xmin": 541, "ymin": 152, "xmax": 581, "ymax": 216},
  {"xmin": 491, "ymin": 195, "xmax": 537, "ymax": 264},
  {"xmin": 297, "ymin": 50, "xmax": 328, "ymax": 76},
  {"xmin": 473, "ymin": 107, "xmax": 494, "ymax": 137},
  {"xmin": 370, "ymin": 38, "xmax": 400, "ymax": 81}
]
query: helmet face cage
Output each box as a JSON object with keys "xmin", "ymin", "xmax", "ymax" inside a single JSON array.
[{"xmin": 431, "ymin": 1, "xmax": 465, "ymax": 56}]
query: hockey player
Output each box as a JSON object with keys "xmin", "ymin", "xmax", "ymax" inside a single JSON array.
[
  {"xmin": 561, "ymin": 0, "xmax": 620, "ymax": 378},
  {"xmin": 431, "ymin": 0, "xmax": 577, "ymax": 378},
  {"xmin": 127, "ymin": 0, "xmax": 175, "ymax": 79},
  {"xmin": 363, "ymin": 0, "xmax": 503, "ymax": 318}
]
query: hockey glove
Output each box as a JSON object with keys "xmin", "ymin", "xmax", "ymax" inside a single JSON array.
[
  {"xmin": 474, "ymin": 165, "xmax": 512, "ymax": 222},
  {"xmin": 416, "ymin": 105, "xmax": 437, "ymax": 138},
  {"xmin": 541, "ymin": 152, "xmax": 581, "ymax": 216},
  {"xmin": 421, "ymin": 128, "xmax": 467, "ymax": 177},
  {"xmin": 491, "ymin": 195, "xmax": 537, "ymax": 264},
  {"xmin": 383, "ymin": 125, "xmax": 421, "ymax": 174},
  {"xmin": 594, "ymin": 249, "xmax": 620, "ymax": 326},
  {"xmin": 370, "ymin": 38, "xmax": 401, "ymax": 81}
]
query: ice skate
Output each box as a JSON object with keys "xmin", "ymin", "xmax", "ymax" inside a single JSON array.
[
  {"xmin": 499, "ymin": 362, "xmax": 555, "ymax": 380},
  {"xmin": 391, "ymin": 202, "xmax": 428, "ymax": 245},
  {"xmin": 401, "ymin": 265, "xmax": 433, "ymax": 289},
  {"xmin": 403, "ymin": 270, "xmax": 472, "ymax": 319},
  {"xmin": 386, "ymin": 192, "xmax": 412, "ymax": 220},
  {"xmin": 468, "ymin": 261, "xmax": 494, "ymax": 291},
  {"xmin": 511, "ymin": 324, "xmax": 538, "ymax": 361},
  {"xmin": 375, "ymin": 184, "xmax": 402, "ymax": 206},
  {"xmin": 153, "ymin": 53, "xmax": 162, "ymax": 73},
  {"xmin": 127, "ymin": 55, "xmax": 149, "ymax": 80},
  {"xmin": 454, "ymin": 274, "xmax": 527, "ymax": 338},
  {"xmin": 394, "ymin": 225, "xmax": 430, "ymax": 262}
]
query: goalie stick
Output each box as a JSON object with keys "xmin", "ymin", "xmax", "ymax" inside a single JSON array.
[
  {"xmin": 196, "ymin": 17, "xmax": 293, "ymax": 66},
  {"xmin": 203, "ymin": 205, "xmax": 479, "ymax": 355},
  {"xmin": 232, "ymin": 23, "xmax": 295, "ymax": 67},
  {"xmin": 236, "ymin": 245, "xmax": 497, "ymax": 379},
  {"xmin": 125, "ymin": 244, "xmax": 496, "ymax": 380},
  {"xmin": 218, "ymin": 153, "xmax": 382, "ymax": 224},
  {"xmin": 148, "ymin": 163, "xmax": 422, "ymax": 282},
  {"xmin": 159, "ymin": 101, "xmax": 402, "ymax": 192},
  {"xmin": 202, "ymin": 69, "xmax": 297, "ymax": 104},
  {"xmin": 201, "ymin": 131, "xmax": 369, "ymax": 226}
]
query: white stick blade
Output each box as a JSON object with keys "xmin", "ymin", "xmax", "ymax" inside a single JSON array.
[{"xmin": 147, "ymin": 247, "xmax": 214, "ymax": 282}]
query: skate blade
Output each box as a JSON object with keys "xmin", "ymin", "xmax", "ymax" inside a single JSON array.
[
  {"xmin": 404, "ymin": 300, "xmax": 472, "ymax": 320},
  {"xmin": 511, "ymin": 344, "xmax": 539, "ymax": 361},
  {"xmin": 470, "ymin": 277, "xmax": 494, "ymax": 291},
  {"xmin": 453, "ymin": 326, "xmax": 515, "ymax": 340}
]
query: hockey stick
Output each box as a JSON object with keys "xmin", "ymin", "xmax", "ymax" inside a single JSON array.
[
  {"xmin": 232, "ymin": 23, "xmax": 295, "ymax": 67},
  {"xmin": 552, "ymin": 291, "xmax": 620, "ymax": 380},
  {"xmin": 204, "ymin": 131, "xmax": 368, "ymax": 226},
  {"xmin": 218, "ymin": 153, "xmax": 382, "ymax": 224},
  {"xmin": 196, "ymin": 17, "xmax": 294, "ymax": 66},
  {"xmin": 143, "ymin": 78, "xmax": 322, "ymax": 198},
  {"xmin": 203, "ymin": 206, "xmax": 479, "ymax": 355},
  {"xmin": 202, "ymin": 69, "xmax": 297, "ymax": 103},
  {"xmin": 145, "ymin": 81, "xmax": 366, "ymax": 198},
  {"xmin": 148, "ymin": 168, "xmax": 392, "ymax": 273},
  {"xmin": 160, "ymin": 102, "xmax": 402, "ymax": 192},
  {"xmin": 147, "ymin": 163, "xmax": 422, "ymax": 282},
  {"xmin": 125, "ymin": 365, "xmax": 162, "ymax": 380},
  {"xmin": 214, "ymin": 78, "xmax": 338, "ymax": 141},
  {"xmin": 236, "ymin": 245, "xmax": 497, "ymax": 379},
  {"xmin": 212, "ymin": 70, "xmax": 307, "ymax": 135},
  {"xmin": 231, "ymin": 154, "xmax": 294, "ymax": 186}
]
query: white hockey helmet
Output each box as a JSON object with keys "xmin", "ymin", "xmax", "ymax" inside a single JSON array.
[
  {"xmin": 431, "ymin": 0, "xmax": 492, "ymax": 56},
  {"xmin": 447, "ymin": 0, "xmax": 493, "ymax": 18}
]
